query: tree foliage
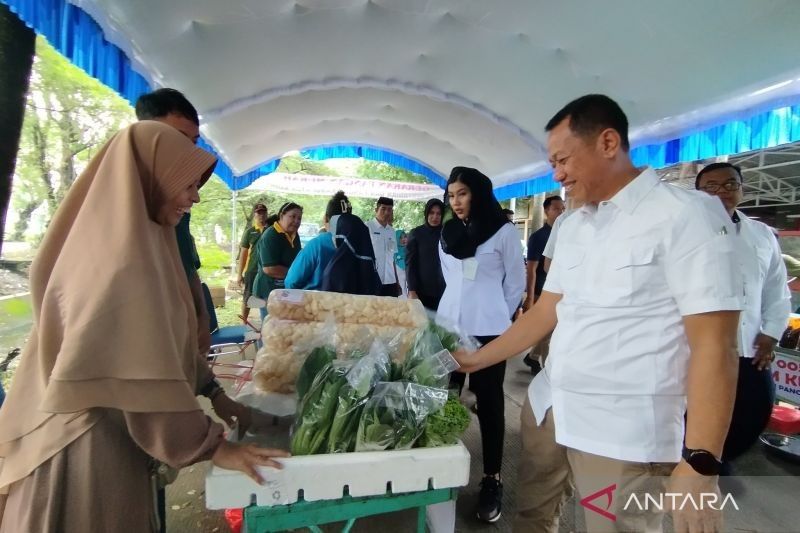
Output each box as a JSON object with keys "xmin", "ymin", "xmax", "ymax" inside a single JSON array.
[
  {"xmin": 9, "ymin": 37, "xmax": 134, "ymax": 242},
  {"xmin": 7, "ymin": 38, "xmax": 434, "ymax": 253},
  {"xmin": 192, "ymin": 158, "xmax": 432, "ymax": 246}
]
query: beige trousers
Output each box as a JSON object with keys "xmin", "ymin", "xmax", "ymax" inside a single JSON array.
[{"xmin": 514, "ymin": 395, "xmax": 676, "ymax": 533}]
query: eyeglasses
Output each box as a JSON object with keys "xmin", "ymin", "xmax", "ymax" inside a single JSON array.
[{"xmin": 699, "ymin": 180, "xmax": 742, "ymax": 193}]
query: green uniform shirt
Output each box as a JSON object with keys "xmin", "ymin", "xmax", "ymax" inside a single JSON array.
[
  {"xmin": 252, "ymin": 226, "xmax": 302, "ymax": 299},
  {"xmin": 240, "ymin": 225, "xmax": 264, "ymax": 275},
  {"xmin": 176, "ymin": 212, "xmax": 200, "ymax": 280}
]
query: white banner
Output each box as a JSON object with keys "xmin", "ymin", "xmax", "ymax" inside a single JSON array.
[{"xmin": 245, "ymin": 172, "xmax": 443, "ymax": 202}]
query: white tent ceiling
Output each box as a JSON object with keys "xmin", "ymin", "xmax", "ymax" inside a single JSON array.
[{"xmin": 71, "ymin": 0, "xmax": 800, "ymax": 188}]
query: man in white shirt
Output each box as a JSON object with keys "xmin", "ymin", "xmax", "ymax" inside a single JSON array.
[
  {"xmin": 455, "ymin": 94, "xmax": 742, "ymax": 533},
  {"xmin": 695, "ymin": 162, "xmax": 791, "ymax": 467},
  {"xmin": 366, "ymin": 196, "xmax": 400, "ymax": 296}
]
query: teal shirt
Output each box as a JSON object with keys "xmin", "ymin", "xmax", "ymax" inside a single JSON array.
[
  {"xmin": 285, "ymin": 233, "xmax": 336, "ymax": 290},
  {"xmin": 394, "ymin": 229, "xmax": 407, "ymax": 270},
  {"xmin": 252, "ymin": 226, "xmax": 302, "ymax": 299}
]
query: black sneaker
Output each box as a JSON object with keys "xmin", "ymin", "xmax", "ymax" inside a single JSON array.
[
  {"xmin": 476, "ymin": 475, "xmax": 503, "ymax": 523},
  {"xmin": 524, "ymin": 354, "xmax": 542, "ymax": 376}
]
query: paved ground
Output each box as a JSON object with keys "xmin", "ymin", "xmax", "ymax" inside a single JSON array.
[{"xmin": 168, "ymin": 349, "xmax": 800, "ymax": 532}]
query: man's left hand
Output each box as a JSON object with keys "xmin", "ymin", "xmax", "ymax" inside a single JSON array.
[
  {"xmin": 668, "ymin": 460, "xmax": 724, "ymax": 533},
  {"xmin": 752, "ymin": 333, "xmax": 777, "ymax": 371},
  {"xmin": 211, "ymin": 393, "xmax": 253, "ymax": 438}
]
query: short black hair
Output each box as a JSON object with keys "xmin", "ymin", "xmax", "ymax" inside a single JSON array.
[
  {"xmin": 694, "ymin": 162, "xmax": 743, "ymax": 189},
  {"xmin": 265, "ymin": 214, "xmax": 279, "ymax": 227},
  {"xmin": 135, "ymin": 88, "xmax": 199, "ymax": 125},
  {"xmin": 376, "ymin": 197, "xmax": 394, "ymax": 208},
  {"xmin": 545, "ymin": 94, "xmax": 629, "ymax": 151},
  {"xmin": 543, "ymin": 195, "xmax": 564, "ymax": 209},
  {"xmin": 277, "ymin": 202, "xmax": 303, "ymax": 216},
  {"xmin": 502, "ymin": 208, "xmax": 514, "ymax": 216}
]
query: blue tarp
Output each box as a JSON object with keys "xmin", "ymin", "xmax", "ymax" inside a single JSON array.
[{"xmin": 5, "ymin": 0, "xmax": 800, "ymax": 197}]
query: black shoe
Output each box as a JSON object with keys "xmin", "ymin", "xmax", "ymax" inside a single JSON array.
[{"xmin": 476, "ymin": 475, "xmax": 503, "ymax": 523}]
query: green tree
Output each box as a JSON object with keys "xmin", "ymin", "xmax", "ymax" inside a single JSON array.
[
  {"xmin": 9, "ymin": 36, "xmax": 134, "ymax": 243},
  {"xmin": 352, "ymin": 161, "xmax": 429, "ymax": 230},
  {"xmin": 0, "ymin": 4, "xmax": 36, "ymax": 253}
]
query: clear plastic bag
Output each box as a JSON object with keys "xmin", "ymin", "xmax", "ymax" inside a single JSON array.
[
  {"xmin": 290, "ymin": 361, "xmax": 350, "ymax": 455},
  {"xmin": 254, "ymin": 316, "xmax": 336, "ymax": 394},
  {"xmin": 267, "ymin": 289, "xmax": 429, "ymax": 328},
  {"xmin": 402, "ymin": 328, "xmax": 460, "ymax": 389},
  {"xmin": 355, "ymin": 382, "xmax": 448, "ymax": 452},
  {"xmin": 327, "ymin": 341, "xmax": 392, "ymax": 453},
  {"xmin": 425, "ymin": 310, "xmax": 481, "ymax": 354}
]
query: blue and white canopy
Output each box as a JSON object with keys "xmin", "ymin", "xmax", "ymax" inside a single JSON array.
[{"xmin": 5, "ymin": 0, "xmax": 800, "ymax": 199}]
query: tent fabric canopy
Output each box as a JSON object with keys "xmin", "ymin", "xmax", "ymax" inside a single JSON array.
[{"xmin": 5, "ymin": 0, "xmax": 800, "ymax": 200}]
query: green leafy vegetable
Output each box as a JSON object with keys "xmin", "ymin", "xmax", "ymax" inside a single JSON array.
[
  {"xmin": 419, "ymin": 396, "xmax": 471, "ymax": 447},
  {"xmin": 296, "ymin": 346, "xmax": 336, "ymax": 401}
]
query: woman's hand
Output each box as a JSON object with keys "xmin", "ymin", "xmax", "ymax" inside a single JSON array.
[
  {"xmin": 211, "ymin": 392, "xmax": 253, "ymax": 437},
  {"xmin": 211, "ymin": 440, "xmax": 290, "ymax": 485},
  {"xmin": 452, "ymin": 347, "xmax": 485, "ymax": 374}
]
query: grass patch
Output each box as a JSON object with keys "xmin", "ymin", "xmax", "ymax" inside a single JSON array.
[
  {"xmin": 0, "ymin": 297, "xmax": 32, "ymax": 319},
  {"xmin": 197, "ymin": 243, "xmax": 234, "ymax": 286}
]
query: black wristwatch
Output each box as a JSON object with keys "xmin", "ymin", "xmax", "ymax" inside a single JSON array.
[
  {"xmin": 199, "ymin": 378, "xmax": 224, "ymax": 400},
  {"xmin": 682, "ymin": 447, "xmax": 722, "ymax": 476}
]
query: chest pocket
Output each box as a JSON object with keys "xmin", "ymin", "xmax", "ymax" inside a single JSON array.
[
  {"xmin": 554, "ymin": 244, "xmax": 586, "ymax": 293},
  {"xmin": 475, "ymin": 247, "xmax": 502, "ymax": 280},
  {"xmin": 598, "ymin": 243, "xmax": 659, "ymax": 304}
]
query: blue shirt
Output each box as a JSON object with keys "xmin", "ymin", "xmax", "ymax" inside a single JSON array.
[{"xmin": 284, "ymin": 232, "xmax": 336, "ymax": 290}]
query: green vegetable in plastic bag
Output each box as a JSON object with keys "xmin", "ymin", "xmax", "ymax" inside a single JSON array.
[
  {"xmin": 326, "ymin": 342, "xmax": 391, "ymax": 453},
  {"xmin": 402, "ymin": 329, "xmax": 459, "ymax": 388},
  {"xmin": 355, "ymin": 382, "xmax": 447, "ymax": 452},
  {"xmin": 290, "ymin": 362, "xmax": 348, "ymax": 455},
  {"xmin": 296, "ymin": 345, "xmax": 336, "ymax": 402}
]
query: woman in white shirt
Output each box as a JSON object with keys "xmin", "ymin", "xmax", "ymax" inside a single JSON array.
[{"xmin": 438, "ymin": 167, "xmax": 525, "ymax": 523}]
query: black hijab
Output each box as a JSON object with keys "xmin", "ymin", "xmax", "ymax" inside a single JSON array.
[
  {"xmin": 440, "ymin": 167, "xmax": 508, "ymax": 259},
  {"xmin": 423, "ymin": 198, "xmax": 445, "ymax": 232},
  {"xmin": 322, "ymin": 213, "xmax": 381, "ymax": 295}
]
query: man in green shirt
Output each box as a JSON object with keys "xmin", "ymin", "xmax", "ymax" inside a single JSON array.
[{"xmin": 238, "ymin": 202, "xmax": 268, "ymax": 321}]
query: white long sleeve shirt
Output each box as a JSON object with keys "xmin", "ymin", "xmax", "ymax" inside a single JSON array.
[
  {"xmin": 366, "ymin": 218, "xmax": 397, "ymax": 285},
  {"xmin": 538, "ymin": 167, "xmax": 743, "ymax": 463},
  {"xmin": 438, "ymin": 223, "xmax": 525, "ymax": 337},
  {"xmin": 733, "ymin": 211, "xmax": 791, "ymax": 357}
]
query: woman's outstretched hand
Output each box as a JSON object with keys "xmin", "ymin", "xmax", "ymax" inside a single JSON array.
[{"xmin": 211, "ymin": 440, "xmax": 290, "ymax": 485}]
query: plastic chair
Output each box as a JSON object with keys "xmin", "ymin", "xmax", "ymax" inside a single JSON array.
[{"xmin": 201, "ymin": 283, "xmax": 260, "ymax": 391}]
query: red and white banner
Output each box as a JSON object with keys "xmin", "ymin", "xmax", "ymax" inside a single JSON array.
[{"xmin": 246, "ymin": 172, "xmax": 444, "ymax": 202}]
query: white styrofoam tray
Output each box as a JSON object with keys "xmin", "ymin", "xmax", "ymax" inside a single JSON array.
[{"xmin": 205, "ymin": 439, "xmax": 470, "ymax": 510}]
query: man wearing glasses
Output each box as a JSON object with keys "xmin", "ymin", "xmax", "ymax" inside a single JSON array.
[{"xmin": 696, "ymin": 162, "xmax": 791, "ymax": 471}]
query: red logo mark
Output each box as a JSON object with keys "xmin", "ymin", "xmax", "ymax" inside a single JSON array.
[{"xmin": 579, "ymin": 483, "xmax": 617, "ymax": 522}]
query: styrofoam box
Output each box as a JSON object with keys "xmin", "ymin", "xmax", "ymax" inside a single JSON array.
[{"xmin": 205, "ymin": 442, "xmax": 471, "ymax": 510}]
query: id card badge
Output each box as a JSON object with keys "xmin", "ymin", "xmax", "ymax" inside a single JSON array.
[{"xmin": 462, "ymin": 258, "xmax": 478, "ymax": 280}]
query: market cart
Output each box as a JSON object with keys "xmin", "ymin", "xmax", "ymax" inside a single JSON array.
[{"xmin": 206, "ymin": 429, "xmax": 470, "ymax": 533}]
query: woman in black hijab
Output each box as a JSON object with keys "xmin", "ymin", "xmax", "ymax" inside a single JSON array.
[
  {"xmin": 321, "ymin": 213, "xmax": 381, "ymax": 295},
  {"xmin": 439, "ymin": 166, "xmax": 525, "ymax": 523},
  {"xmin": 406, "ymin": 198, "xmax": 446, "ymax": 310}
]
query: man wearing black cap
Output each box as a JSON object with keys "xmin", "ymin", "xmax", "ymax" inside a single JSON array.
[
  {"xmin": 367, "ymin": 197, "xmax": 401, "ymax": 296},
  {"xmin": 237, "ymin": 202, "xmax": 268, "ymax": 320}
]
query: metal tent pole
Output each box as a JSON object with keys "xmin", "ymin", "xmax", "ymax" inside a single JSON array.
[{"xmin": 231, "ymin": 189, "xmax": 238, "ymax": 277}]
